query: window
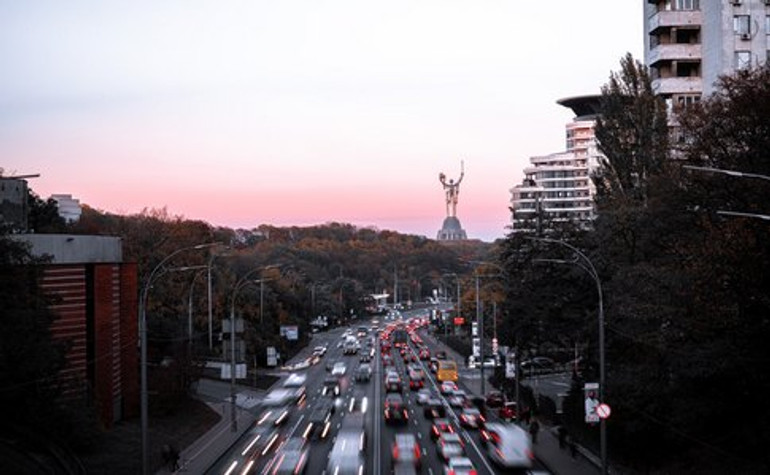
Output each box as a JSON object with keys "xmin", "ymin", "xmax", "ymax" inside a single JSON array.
[
  {"xmin": 675, "ymin": 0, "xmax": 699, "ymax": 10},
  {"xmin": 735, "ymin": 51, "xmax": 751, "ymax": 70},
  {"xmin": 734, "ymin": 15, "xmax": 751, "ymax": 35}
]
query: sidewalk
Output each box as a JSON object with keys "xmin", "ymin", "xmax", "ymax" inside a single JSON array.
[
  {"xmin": 422, "ymin": 331, "xmax": 601, "ymax": 475},
  {"xmin": 155, "ymin": 379, "xmax": 267, "ymax": 474}
]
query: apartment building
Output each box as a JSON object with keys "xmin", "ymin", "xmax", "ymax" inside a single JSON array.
[
  {"xmin": 509, "ymin": 96, "xmax": 602, "ymax": 233},
  {"xmin": 644, "ymin": 0, "xmax": 770, "ymax": 112}
]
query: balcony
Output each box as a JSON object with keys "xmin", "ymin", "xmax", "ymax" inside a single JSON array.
[
  {"xmin": 652, "ymin": 76, "xmax": 702, "ymax": 95},
  {"xmin": 648, "ymin": 10, "xmax": 702, "ymax": 33},
  {"xmin": 648, "ymin": 43, "xmax": 701, "ymax": 65}
]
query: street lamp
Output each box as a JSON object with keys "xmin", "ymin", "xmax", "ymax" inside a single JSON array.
[
  {"xmin": 528, "ymin": 236, "xmax": 607, "ymax": 475},
  {"xmin": 139, "ymin": 242, "xmax": 220, "ymax": 475},
  {"xmin": 682, "ymin": 165, "xmax": 770, "ymax": 182},
  {"xmin": 683, "ymin": 165, "xmax": 770, "ymax": 221},
  {"xmin": 227, "ymin": 264, "xmax": 281, "ymax": 432},
  {"xmin": 470, "ymin": 261, "xmax": 504, "ymax": 395}
]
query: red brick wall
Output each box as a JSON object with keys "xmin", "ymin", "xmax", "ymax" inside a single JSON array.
[
  {"xmin": 42, "ymin": 262, "xmax": 139, "ymax": 428},
  {"xmin": 43, "ymin": 266, "xmax": 88, "ymax": 399},
  {"xmin": 120, "ymin": 263, "xmax": 139, "ymax": 419}
]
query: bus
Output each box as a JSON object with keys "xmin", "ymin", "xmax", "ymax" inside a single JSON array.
[{"xmin": 436, "ymin": 359, "xmax": 458, "ymax": 382}]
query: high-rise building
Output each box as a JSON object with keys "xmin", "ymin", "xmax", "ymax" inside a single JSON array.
[
  {"xmin": 509, "ymin": 96, "xmax": 603, "ymax": 234},
  {"xmin": 644, "ymin": 0, "xmax": 770, "ymax": 113},
  {"xmin": 50, "ymin": 193, "xmax": 82, "ymax": 223}
]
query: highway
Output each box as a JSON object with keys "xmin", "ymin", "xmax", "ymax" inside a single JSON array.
[{"xmin": 206, "ymin": 308, "xmax": 548, "ymax": 474}]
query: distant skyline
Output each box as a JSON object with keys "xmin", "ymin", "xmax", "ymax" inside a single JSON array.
[{"xmin": 1, "ymin": 1, "xmax": 642, "ymax": 242}]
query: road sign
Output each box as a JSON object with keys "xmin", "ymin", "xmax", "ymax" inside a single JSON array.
[
  {"xmin": 472, "ymin": 338, "xmax": 480, "ymax": 358},
  {"xmin": 596, "ymin": 403, "xmax": 611, "ymax": 419},
  {"xmin": 453, "ymin": 317, "xmax": 464, "ymax": 325},
  {"xmin": 471, "ymin": 322, "xmax": 478, "ymax": 337},
  {"xmin": 584, "ymin": 382, "xmax": 600, "ymax": 423}
]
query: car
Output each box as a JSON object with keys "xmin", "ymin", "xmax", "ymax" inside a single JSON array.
[
  {"xmin": 430, "ymin": 418, "xmax": 455, "ymax": 440},
  {"xmin": 271, "ymin": 437, "xmax": 309, "ymax": 474},
  {"xmin": 327, "ymin": 426, "xmax": 366, "ymax": 475},
  {"xmin": 437, "ymin": 433, "xmax": 465, "ymax": 461},
  {"xmin": 459, "ymin": 407, "xmax": 485, "ymax": 429},
  {"xmin": 263, "ymin": 388, "xmax": 296, "ymax": 407},
  {"xmin": 356, "ymin": 363, "xmax": 372, "ymax": 382},
  {"xmin": 322, "ymin": 376, "xmax": 341, "ymax": 397},
  {"xmin": 440, "ymin": 381, "xmax": 458, "ymax": 395},
  {"xmin": 419, "ymin": 348, "xmax": 431, "ymax": 360},
  {"xmin": 429, "ymin": 358, "xmax": 439, "ymax": 373},
  {"xmin": 480, "ymin": 422, "xmax": 534, "ymax": 469},
  {"xmin": 306, "ymin": 399, "xmax": 335, "ymax": 440},
  {"xmin": 485, "ymin": 391, "xmax": 505, "ymax": 409},
  {"xmin": 416, "ymin": 388, "xmax": 432, "ymax": 405},
  {"xmin": 423, "ymin": 398, "xmax": 446, "ymax": 419},
  {"xmin": 499, "ymin": 402, "xmax": 517, "ymax": 421},
  {"xmin": 359, "ymin": 352, "xmax": 372, "ymax": 363},
  {"xmin": 448, "ymin": 389, "xmax": 469, "ymax": 408},
  {"xmin": 331, "ymin": 362, "xmax": 347, "ymax": 376},
  {"xmin": 256, "ymin": 404, "xmax": 290, "ymax": 427},
  {"xmin": 408, "ymin": 371, "xmax": 424, "ymax": 390},
  {"xmin": 443, "ymin": 456, "xmax": 476, "ymax": 475},
  {"xmin": 385, "ymin": 373, "xmax": 403, "ymax": 392},
  {"xmin": 384, "ymin": 393, "xmax": 409, "ymax": 424},
  {"xmin": 391, "ymin": 433, "xmax": 421, "ymax": 470},
  {"xmin": 312, "ymin": 346, "xmax": 327, "ymax": 357},
  {"xmin": 382, "ymin": 354, "xmax": 394, "ymax": 366}
]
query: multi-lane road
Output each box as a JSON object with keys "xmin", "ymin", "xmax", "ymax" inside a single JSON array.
[{"xmin": 207, "ymin": 309, "xmax": 549, "ymax": 474}]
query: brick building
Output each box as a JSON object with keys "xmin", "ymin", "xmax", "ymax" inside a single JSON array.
[{"xmin": 16, "ymin": 234, "xmax": 139, "ymax": 428}]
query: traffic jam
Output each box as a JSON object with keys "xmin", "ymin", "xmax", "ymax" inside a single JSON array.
[{"xmin": 216, "ymin": 314, "xmax": 540, "ymax": 475}]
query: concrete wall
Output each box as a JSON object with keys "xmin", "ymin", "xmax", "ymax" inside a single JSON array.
[{"xmin": 14, "ymin": 234, "xmax": 122, "ymax": 263}]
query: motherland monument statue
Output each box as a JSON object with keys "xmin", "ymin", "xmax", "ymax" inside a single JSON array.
[{"xmin": 437, "ymin": 161, "xmax": 467, "ymax": 241}]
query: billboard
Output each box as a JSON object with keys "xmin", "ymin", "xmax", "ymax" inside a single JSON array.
[{"xmin": 280, "ymin": 325, "xmax": 299, "ymax": 340}]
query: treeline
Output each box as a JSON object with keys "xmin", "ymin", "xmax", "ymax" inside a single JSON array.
[{"xmin": 499, "ymin": 57, "xmax": 770, "ymax": 472}]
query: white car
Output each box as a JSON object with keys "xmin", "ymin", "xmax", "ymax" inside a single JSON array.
[
  {"xmin": 313, "ymin": 346, "xmax": 327, "ymax": 357},
  {"xmin": 437, "ymin": 433, "xmax": 465, "ymax": 461},
  {"xmin": 440, "ymin": 381, "xmax": 458, "ymax": 395},
  {"xmin": 443, "ymin": 457, "xmax": 476, "ymax": 475},
  {"xmin": 416, "ymin": 388, "xmax": 432, "ymax": 405},
  {"xmin": 481, "ymin": 422, "xmax": 534, "ymax": 469},
  {"xmin": 331, "ymin": 362, "xmax": 347, "ymax": 376},
  {"xmin": 448, "ymin": 390, "xmax": 469, "ymax": 407}
]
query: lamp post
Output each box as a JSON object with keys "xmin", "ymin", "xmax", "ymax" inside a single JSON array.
[
  {"xmin": 529, "ymin": 236, "xmax": 606, "ymax": 475},
  {"xmin": 470, "ymin": 261, "xmax": 504, "ymax": 396},
  {"xmin": 228, "ymin": 265, "xmax": 281, "ymax": 432},
  {"xmin": 442, "ymin": 273, "xmax": 461, "ymax": 337},
  {"xmin": 139, "ymin": 242, "xmax": 220, "ymax": 475}
]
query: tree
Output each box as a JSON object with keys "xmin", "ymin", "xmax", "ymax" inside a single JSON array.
[
  {"xmin": 0, "ymin": 233, "xmax": 68, "ymax": 435},
  {"xmin": 594, "ymin": 53, "xmax": 670, "ymax": 206},
  {"xmin": 27, "ymin": 191, "xmax": 67, "ymax": 233}
]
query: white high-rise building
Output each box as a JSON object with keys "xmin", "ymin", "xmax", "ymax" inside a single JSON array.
[
  {"xmin": 509, "ymin": 96, "xmax": 603, "ymax": 233},
  {"xmin": 644, "ymin": 0, "xmax": 770, "ymax": 112},
  {"xmin": 50, "ymin": 194, "xmax": 82, "ymax": 223}
]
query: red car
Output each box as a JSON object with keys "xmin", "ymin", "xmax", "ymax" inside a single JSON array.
[
  {"xmin": 431, "ymin": 418, "xmax": 455, "ymax": 440},
  {"xmin": 499, "ymin": 402, "xmax": 517, "ymax": 421}
]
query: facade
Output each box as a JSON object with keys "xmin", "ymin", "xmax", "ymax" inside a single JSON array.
[
  {"xmin": 509, "ymin": 96, "xmax": 602, "ymax": 233},
  {"xmin": 14, "ymin": 234, "xmax": 139, "ymax": 428},
  {"xmin": 50, "ymin": 194, "xmax": 82, "ymax": 223},
  {"xmin": 0, "ymin": 177, "xmax": 29, "ymax": 231},
  {"xmin": 644, "ymin": 0, "xmax": 770, "ymax": 113}
]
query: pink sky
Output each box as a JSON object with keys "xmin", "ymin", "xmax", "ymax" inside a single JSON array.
[{"xmin": 1, "ymin": 1, "xmax": 642, "ymax": 241}]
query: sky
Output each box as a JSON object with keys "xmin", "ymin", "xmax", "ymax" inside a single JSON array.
[{"xmin": 1, "ymin": 1, "xmax": 642, "ymax": 242}]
